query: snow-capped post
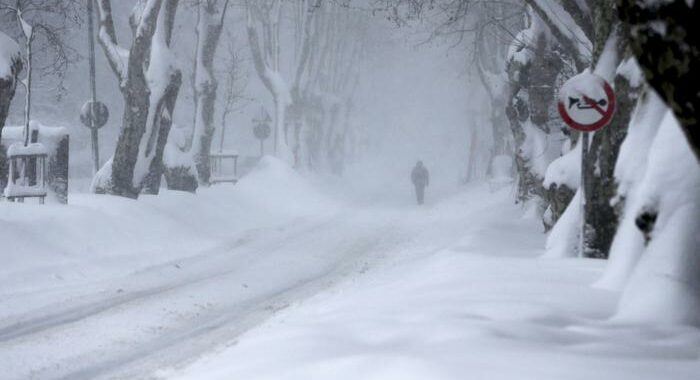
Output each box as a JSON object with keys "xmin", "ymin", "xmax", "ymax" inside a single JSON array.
[{"xmin": 557, "ymin": 72, "xmax": 616, "ymax": 257}]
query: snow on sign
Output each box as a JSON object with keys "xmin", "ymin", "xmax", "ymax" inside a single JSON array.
[{"xmin": 557, "ymin": 72, "xmax": 616, "ymax": 132}]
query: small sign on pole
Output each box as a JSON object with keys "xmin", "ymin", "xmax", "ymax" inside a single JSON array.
[
  {"xmin": 83, "ymin": 0, "xmax": 108, "ymax": 175},
  {"xmin": 557, "ymin": 72, "xmax": 616, "ymax": 258},
  {"xmin": 557, "ymin": 72, "xmax": 616, "ymax": 132},
  {"xmin": 252, "ymin": 107, "xmax": 271, "ymax": 157}
]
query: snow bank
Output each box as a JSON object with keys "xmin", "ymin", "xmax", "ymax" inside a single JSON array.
[
  {"xmin": 235, "ymin": 156, "xmax": 339, "ymax": 216},
  {"xmin": 0, "ymin": 156, "xmax": 337, "ymax": 294},
  {"xmin": 543, "ymin": 189, "xmax": 581, "ymax": 258},
  {"xmin": 520, "ymin": 120, "xmax": 563, "ymax": 180},
  {"xmin": 544, "ymin": 139, "xmax": 580, "ymax": 189},
  {"xmin": 163, "ymin": 184, "xmax": 698, "ymax": 380}
]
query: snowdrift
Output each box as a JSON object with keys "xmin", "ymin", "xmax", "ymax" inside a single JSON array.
[{"xmin": 0, "ymin": 156, "xmax": 337, "ymax": 294}]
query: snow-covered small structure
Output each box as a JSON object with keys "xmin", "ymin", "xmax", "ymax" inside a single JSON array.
[
  {"xmin": 3, "ymin": 142, "xmax": 48, "ymax": 203},
  {"xmin": 1, "ymin": 121, "xmax": 69, "ymax": 203}
]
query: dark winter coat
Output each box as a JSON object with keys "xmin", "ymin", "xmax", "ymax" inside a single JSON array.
[{"xmin": 411, "ymin": 164, "xmax": 430, "ymax": 188}]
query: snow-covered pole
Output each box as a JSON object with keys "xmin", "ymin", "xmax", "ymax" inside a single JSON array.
[
  {"xmin": 87, "ymin": 0, "xmax": 100, "ymax": 174},
  {"xmin": 16, "ymin": 1, "xmax": 34, "ymax": 147},
  {"xmin": 579, "ymin": 131, "xmax": 589, "ymax": 258}
]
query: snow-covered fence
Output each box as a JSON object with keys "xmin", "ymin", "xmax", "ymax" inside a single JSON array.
[
  {"xmin": 1, "ymin": 121, "xmax": 69, "ymax": 204},
  {"xmin": 209, "ymin": 151, "xmax": 239, "ymax": 185}
]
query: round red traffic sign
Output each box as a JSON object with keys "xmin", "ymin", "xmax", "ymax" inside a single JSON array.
[{"xmin": 557, "ymin": 72, "xmax": 616, "ymax": 132}]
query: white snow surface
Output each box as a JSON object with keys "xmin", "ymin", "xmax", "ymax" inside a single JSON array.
[
  {"xmin": 613, "ymin": 111, "xmax": 700, "ymax": 325},
  {"xmin": 161, "ymin": 174, "xmax": 700, "ymax": 380},
  {"xmin": 6, "ymin": 142, "xmax": 48, "ymax": 157},
  {"xmin": 544, "ymin": 138, "xmax": 581, "ymax": 189},
  {"xmin": 519, "ymin": 120, "xmax": 564, "ymax": 179},
  {"xmin": 1, "ymin": 157, "xmax": 698, "ymax": 380},
  {"xmin": 544, "ymin": 189, "xmax": 581, "ymax": 259}
]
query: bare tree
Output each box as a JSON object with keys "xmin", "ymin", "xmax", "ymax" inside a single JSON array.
[
  {"xmin": 0, "ymin": 0, "xmax": 82, "ymax": 101},
  {"xmin": 217, "ymin": 32, "xmax": 250, "ymax": 153}
]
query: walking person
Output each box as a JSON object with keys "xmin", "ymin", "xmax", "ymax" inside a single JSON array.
[{"xmin": 411, "ymin": 160, "xmax": 430, "ymax": 205}]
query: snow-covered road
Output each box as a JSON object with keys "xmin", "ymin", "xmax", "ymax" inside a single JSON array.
[
  {"xmin": 0, "ymin": 158, "xmax": 502, "ymax": 379},
  {"xmin": 1, "ymin": 158, "xmax": 698, "ymax": 380}
]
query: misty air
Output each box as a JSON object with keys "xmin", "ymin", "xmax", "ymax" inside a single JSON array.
[{"xmin": 0, "ymin": 1, "xmax": 699, "ymax": 379}]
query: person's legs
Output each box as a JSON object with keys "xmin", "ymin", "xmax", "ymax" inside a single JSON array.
[{"xmin": 416, "ymin": 185, "xmax": 425, "ymax": 205}]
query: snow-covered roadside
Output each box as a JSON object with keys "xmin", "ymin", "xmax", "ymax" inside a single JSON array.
[
  {"xmin": 0, "ymin": 158, "xmax": 349, "ymax": 379},
  {"xmin": 162, "ymin": 185, "xmax": 700, "ymax": 380},
  {"xmin": 0, "ymin": 157, "xmax": 337, "ymax": 293},
  {"xmin": 1, "ymin": 157, "xmax": 512, "ymax": 380}
]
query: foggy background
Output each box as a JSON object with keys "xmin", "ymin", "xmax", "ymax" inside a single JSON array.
[{"xmin": 3, "ymin": 2, "xmax": 485, "ymax": 196}]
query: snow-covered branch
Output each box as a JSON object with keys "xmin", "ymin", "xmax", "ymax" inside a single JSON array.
[
  {"xmin": 525, "ymin": 0, "xmax": 592, "ymax": 71},
  {"xmin": 95, "ymin": 0, "xmax": 129, "ymax": 83}
]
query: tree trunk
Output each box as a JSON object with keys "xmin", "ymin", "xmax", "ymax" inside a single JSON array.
[
  {"xmin": 190, "ymin": 0, "xmax": 227, "ymax": 186},
  {"xmin": 142, "ymin": 69, "xmax": 183, "ymax": 194},
  {"xmin": 617, "ymin": 0, "xmax": 700, "ymax": 162},
  {"xmin": 93, "ymin": 0, "xmax": 181, "ymax": 198},
  {"xmin": 583, "ymin": 72, "xmax": 638, "ymax": 257},
  {"xmin": 0, "ymin": 34, "xmax": 22, "ymax": 192}
]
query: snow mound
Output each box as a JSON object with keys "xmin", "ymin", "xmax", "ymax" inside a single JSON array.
[
  {"xmin": 235, "ymin": 156, "xmax": 338, "ymax": 216},
  {"xmin": 0, "ymin": 157, "xmax": 338, "ymax": 295},
  {"xmin": 543, "ymin": 189, "xmax": 581, "ymax": 258},
  {"xmin": 544, "ymin": 140, "xmax": 580, "ymax": 189}
]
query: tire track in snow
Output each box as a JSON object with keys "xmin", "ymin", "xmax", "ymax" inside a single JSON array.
[
  {"xmin": 0, "ymin": 216, "xmax": 339, "ymax": 344},
  {"xmin": 0, "ymin": 212, "xmax": 404, "ymax": 380}
]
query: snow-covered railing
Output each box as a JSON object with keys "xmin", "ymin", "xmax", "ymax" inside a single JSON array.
[{"xmin": 209, "ymin": 150, "xmax": 238, "ymax": 185}]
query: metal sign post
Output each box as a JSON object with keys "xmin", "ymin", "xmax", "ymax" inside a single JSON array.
[
  {"xmin": 579, "ymin": 131, "xmax": 589, "ymax": 258},
  {"xmin": 87, "ymin": 0, "xmax": 99, "ymax": 173},
  {"xmin": 557, "ymin": 72, "xmax": 616, "ymax": 258}
]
